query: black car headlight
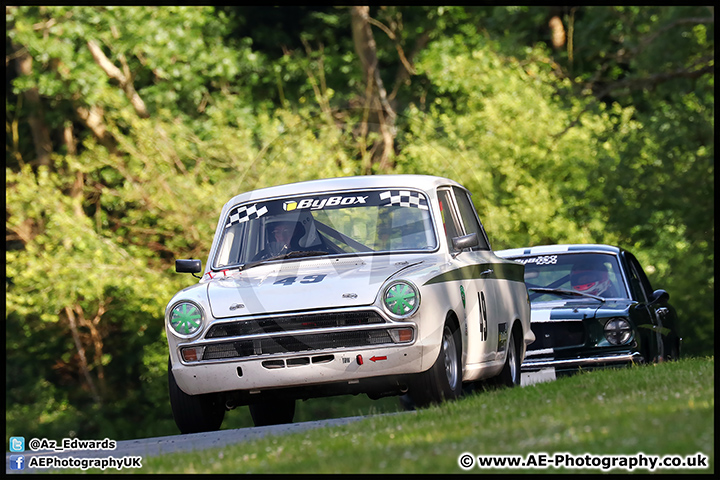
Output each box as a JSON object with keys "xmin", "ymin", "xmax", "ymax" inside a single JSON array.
[
  {"xmin": 168, "ymin": 301, "xmax": 205, "ymax": 338},
  {"xmin": 382, "ymin": 281, "xmax": 420, "ymax": 318},
  {"xmin": 604, "ymin": 318, "xmax": 632, "ymax": 345}
]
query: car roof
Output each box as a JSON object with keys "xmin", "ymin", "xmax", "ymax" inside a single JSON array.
[
  {"xmin": 220, "ymin": 174, "xmax": 464, "ymax": 211},
  {"xmin": 495, "ymin": 244, "xmax": 622, "ymax": 258}
]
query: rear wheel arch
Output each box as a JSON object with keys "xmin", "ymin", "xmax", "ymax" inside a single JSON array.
[
  {"xmin": 497, "ymin": 319, "xmax": 523, "ymax": 387},
  {"xmin": 510, "ymin": 319, "xmax": 525, "ymax": 359}
]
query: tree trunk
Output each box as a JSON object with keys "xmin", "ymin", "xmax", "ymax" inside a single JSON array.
[
  {"xmin": 351, "ymin": 6, "xmax": 396, "ymax": 173},
  {"xmin": 87, "ymin": 39, "xmax": 150, "ymax": 118},
  {"xmin": 64, "ymin": 306, "xmax": 102, "ymax": 404},
  {"xmin": 12, "ymin": 45, "xmax": 52, "ymax": 167},
  {"xmin": 390, "ymin": 30, "xmax": 430, "ymax": 101}
]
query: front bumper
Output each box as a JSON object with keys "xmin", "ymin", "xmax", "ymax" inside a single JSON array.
[
  {"xmin": 171, "ymin": 342, "xmax": 426, "ymax": 395},
  {"xmin": 167, "ymin": 306, "xmax": 440, "ymax": 396},
  {"xmin": 521, "ymin": 351, "xmax": 644, "ymax": 372}
]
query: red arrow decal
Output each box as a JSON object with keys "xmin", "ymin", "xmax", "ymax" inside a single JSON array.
[{"xmin": 369, "ymin": 356, "xmax": 387, "ymax": 362}]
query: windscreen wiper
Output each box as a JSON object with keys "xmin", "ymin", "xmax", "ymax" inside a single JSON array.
[{"xmin": 528, "ymin": 287, "xmax": 605, "ymax": 302}]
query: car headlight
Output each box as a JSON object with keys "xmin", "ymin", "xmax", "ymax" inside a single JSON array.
[
  {"xmin": 382, "ymin": 281, "xmax": 420, "ymax": 318},
  {"xmin": 168, "ymin": 301, "xmax": 204, "ymax": 338},
  {"xmin": 604, "ymin": 318, "xmax": 632, "ymax": 345}
]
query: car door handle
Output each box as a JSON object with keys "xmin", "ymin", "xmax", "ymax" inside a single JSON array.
[{"xmin": 480, "ymin": 269, "xmax": 494, "ymax": 276}]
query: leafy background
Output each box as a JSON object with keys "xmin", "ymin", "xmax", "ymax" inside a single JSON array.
[{"xmin": 6, "ymin": 6, "xmax": 713, "ymax": 440}]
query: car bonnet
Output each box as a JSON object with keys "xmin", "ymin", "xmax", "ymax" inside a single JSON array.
[
  {"xmin": 529, "ymin": 299, "xmax": 604, "ymax": 324},
  {"xmin": 529, "ymin": 298, "xmax": 632, "ymax": 323},
  {"xmin": 206, "ymin": 256, "xmax": 423, "ymax": 318}
]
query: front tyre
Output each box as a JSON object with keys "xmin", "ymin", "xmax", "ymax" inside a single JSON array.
[
  {"xmin": 168, "ymin": 358, "xmax": 225, "ymax": 434},
  {"xmin": 662, "ymin": 337, "xmax": 681, "ymax": 362},
  {"xmin": 407, "ymin": 320, "xmax": 462, "ymax": 408},
  {"xmin": 495, "ymin": 326, "xmax": 521, "ymax": 387}
]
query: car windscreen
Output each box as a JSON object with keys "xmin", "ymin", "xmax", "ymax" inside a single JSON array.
[
  {"xmin": 516, "ymin": 253, "xmax": 629, "ymax": 300},
  {"xmin": 214, "ymin": 189, "xmax": 438, "ymax": 269}
]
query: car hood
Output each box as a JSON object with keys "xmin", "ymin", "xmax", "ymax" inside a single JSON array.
[
  {"xmin": 529, "ymin": 299, "xmax": 633, "ymax": 322},
  {"xmin": 206, "ymin": 256, "xmax": 425, "ymax": 318}
]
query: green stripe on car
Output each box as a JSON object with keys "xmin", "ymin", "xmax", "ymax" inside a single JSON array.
[{"xmin": 423, "ymin": 262, "xmax": 524, "ymax": 285}]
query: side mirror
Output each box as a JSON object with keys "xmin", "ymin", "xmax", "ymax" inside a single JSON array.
[
  {"xmin": 452, "ymin": 233, "xmax": 479, "ymax": 251},
  {"xmin": 649, "ymin": 289, "xmax": 669, "ymax": 306},
  {"xmin": 176, "ymin": 259, "xmax": 202, "ymax": 274}
]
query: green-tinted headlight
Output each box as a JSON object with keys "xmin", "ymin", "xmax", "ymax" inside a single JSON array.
[
  {"xmin": 169, "ymin": 301, "xmax": 204, "ymax": 337},
  {"xmin": 383, "ymin": 281, "xmax": 420, "ymax": 317}
]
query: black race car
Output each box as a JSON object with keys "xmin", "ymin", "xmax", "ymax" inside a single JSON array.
[{"xmin": 496, "ymin": 244, "xmax": 681, "ymax": 373}]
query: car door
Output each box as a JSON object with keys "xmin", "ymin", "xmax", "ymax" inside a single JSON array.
[
  {"xmin": 622, "ymin": 251, "xmax": 663, "ymax": 361},
  {"xmin": 437, "ymin": 187, "xmax": 501, "ymax": 366}
]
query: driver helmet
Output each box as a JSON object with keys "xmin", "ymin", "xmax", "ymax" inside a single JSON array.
[
  {"xmin": 266, "ymin": 218, "xmax": 305, "ymax": 246},
  {"xmin": 570, "ymin": 257, "xmax": 612, "ymax": 296}
]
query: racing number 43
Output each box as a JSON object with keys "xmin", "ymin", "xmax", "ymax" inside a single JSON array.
[{"xmin": 274, "ymin": 274, "xmax": 327, "ymax": 286}]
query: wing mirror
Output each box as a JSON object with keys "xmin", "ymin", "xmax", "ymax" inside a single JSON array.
[
  {"xmin": 649, "ymin": 289, "xmax": 669, "ymax": 306},
  {"xmin": 451, "ymin": 233, "xmax": 479, "ymax": 256},
  {"xmin": 176, "ymin": 259, "xmax": 202, "ymax": 278}
]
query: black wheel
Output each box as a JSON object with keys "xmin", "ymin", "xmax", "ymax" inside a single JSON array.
[
  {"xmin": 398, "ymin": 393, "xmax": 416, "ymax": 411},
  {"xmin": 663, "ymin": 337, "xmax": 681, "ymax": 362},
  {"xmin": 495, "ymin": 326, "xmax": 521, "ymax": 387},
  {"xmin": 407, "ymin": 320, "xmax": 462, "ymax": 408},
  {"xmin": 168, "ymin": 358, "xmax": 225, "ymax": 434},
  {"xmin": 249, "ymin": 399, "xmax": 296, "ymax": 427}
]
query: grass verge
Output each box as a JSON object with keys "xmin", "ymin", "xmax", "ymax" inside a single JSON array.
[{"xmin": 106, "ymin": 356, "xmax": 715, "ymax": 473}]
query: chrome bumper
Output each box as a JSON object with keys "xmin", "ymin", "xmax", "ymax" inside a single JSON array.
[{"xmin": 521, "ymin": 351, "xmax": 644, "ymax": 371}]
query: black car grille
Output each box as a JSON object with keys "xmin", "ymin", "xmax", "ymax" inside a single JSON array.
[
  {"xmin": 200, "ymin": 310, "xmax": 394, "ymax": 361},
  {"xmin": 529, "ymin": 321, "xmax": 586, "ymax": 350},
  {"xmin": 203, "ymin": 329, "xmax": 394, "ymax": 360},
  {"xmin": 205, "ymin": 310, "xmax": 385, "ymax": 338}
]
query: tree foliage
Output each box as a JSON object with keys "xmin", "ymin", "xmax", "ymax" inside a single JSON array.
[{"xmin": 5, "ymin": 6, "xmax": 713, "ymax": 440}]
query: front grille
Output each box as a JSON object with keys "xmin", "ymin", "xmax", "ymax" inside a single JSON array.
[
  {"xmin": 205, "ymin": 310, "xmax": 385, "ymax": 339},
  {"xmin": 529, "ymin": 321, "xmax": 585, "ymax": 350},
  {"xmin": 203, "ymin": 329, "xmax": 393, "ymax": 360}
]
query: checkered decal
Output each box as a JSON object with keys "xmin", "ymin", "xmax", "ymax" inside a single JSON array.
[
  {"xmin": 379, "ymin": 190, "xmax": 429, "ymax": 210},
  {"xmin": 225, "ymin": 204, "xmax": 268, "ymax": 228}
]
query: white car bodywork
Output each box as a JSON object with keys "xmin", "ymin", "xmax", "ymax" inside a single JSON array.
[{"xmin": 166, "ymin": 175, "xmax": 532, "ymax": 410}]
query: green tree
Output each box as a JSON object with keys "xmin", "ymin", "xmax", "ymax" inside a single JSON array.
[{"xmin": 6, "ymin": 5, "xmax": 268, "ymax": 439}]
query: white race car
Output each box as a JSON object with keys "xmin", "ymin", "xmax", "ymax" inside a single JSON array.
[{"xmin": 166, "ymin": 175, "xmax": 533, "ymax": 432}]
